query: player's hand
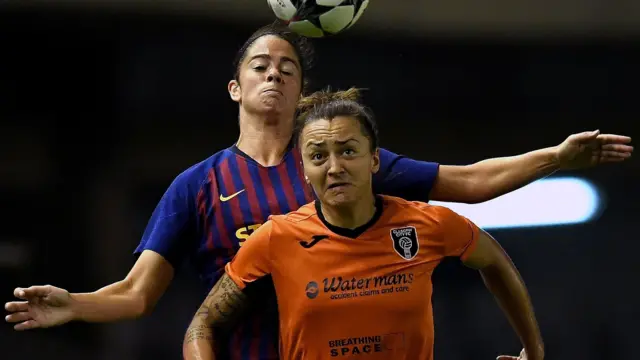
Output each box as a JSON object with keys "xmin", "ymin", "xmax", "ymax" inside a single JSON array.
[
  {"xmin": 5, "ymin": 285, "xmax": 75, "ymax": 330},
  {"xmin": 497, "ymin": 348, "xmax": 544, "ymax": 360},
  {"xmin": 497, "ymin": 348, "xmax": 528, "ymax": 360},
  {"xmin": 555, "ymin": 130, "xmax": 633, "ymax": 170}
]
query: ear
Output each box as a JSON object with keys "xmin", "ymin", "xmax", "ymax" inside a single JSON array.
[
  {"xmin": 371, "ymin": 148, "xmax": 380, "ymax": 174},
  {"xmin": 228, "ymin": 79, "xmax": 241, "ymax": 103}
]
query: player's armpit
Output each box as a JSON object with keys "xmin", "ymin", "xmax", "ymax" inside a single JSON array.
[{"xmin": 183, "ymin": 274, "xmax": 249, "ymax": 360}]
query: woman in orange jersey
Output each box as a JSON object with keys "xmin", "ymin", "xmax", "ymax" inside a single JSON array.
[{"xmin": 183, "ymin": 88, "xmax": 544, "ymax": 360}]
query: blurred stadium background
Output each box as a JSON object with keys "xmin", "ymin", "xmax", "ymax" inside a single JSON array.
[{"xmin": 1, "ymin": 1, "xmax": 638, "ymax": 359}]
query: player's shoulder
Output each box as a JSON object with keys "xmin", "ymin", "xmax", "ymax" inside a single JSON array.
[
  {"xmin": 193, "ymin": 146, "xmax": 237, "ymax": 171},
  {"xmin": 266, "ymin": 202, "xmax": 321, "ymax": 236},
  {"xmin": 268, "ymin": 201, "xmax": 317, "ymax": 225},
  {"xmin": 380, "ymin": 195, "xmax": 459, "ymax": 223},
  {"xmin": 171, "ymin": 146, "xmax": 234, "ymax": 186},
  {"xmin": 380, "ymin": 194, "xmax": 430, "ymax": 211}
]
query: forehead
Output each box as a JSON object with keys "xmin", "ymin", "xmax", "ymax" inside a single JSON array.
[
  {"xmin": 302, "ymin": 117, "xmax": 366, "ymax": 144},
  {"xmin": 244, "ymin": 35, "xmax": 300, "ymax": 65}
]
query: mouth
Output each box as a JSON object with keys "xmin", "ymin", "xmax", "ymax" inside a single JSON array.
[
  {"xmin": 327, "ymin": 182, "xmax": 351, "ymax": 190},
  {"xmin": 263, "ymin": 89, "xmax": 283, "ymax": 96}
]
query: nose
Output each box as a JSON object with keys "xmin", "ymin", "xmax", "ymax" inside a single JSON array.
[
  {"xmin": 266, "ymin": 68, "xmax": 283, "ymax": 83},
  {"xmin": 326, "ymin": 155, "xmax": 345, "ymax": 176}
]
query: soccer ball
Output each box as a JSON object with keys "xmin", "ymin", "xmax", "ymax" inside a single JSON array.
[{"xmin": 267, "ymin": 0, "xmax": 370, "ymax": 38}]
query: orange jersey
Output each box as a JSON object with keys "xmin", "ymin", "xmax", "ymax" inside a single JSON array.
[{"xmin": 225, "ymin": 195, "xmax": 480, "ymax": 360}]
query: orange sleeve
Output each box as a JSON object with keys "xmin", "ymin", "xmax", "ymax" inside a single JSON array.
[
  {"xmin": 225, "ymin": 220, "xmax": 274, "ymax": 290},
  {"xmin": 433, "ymin": 206, "xmax": 480, "ymax": 261}
]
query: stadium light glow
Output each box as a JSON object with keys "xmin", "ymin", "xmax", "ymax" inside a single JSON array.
[{"xmin": 430, "ymin": 177, "xmax": 602, "ymax": 229}]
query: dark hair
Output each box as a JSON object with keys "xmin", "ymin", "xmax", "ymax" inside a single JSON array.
[
  {"xmin": 233, "ymin": 21, "xmax": 314, "ymax": 92},
  {"xmin": 295, "ymin": 87, "xmax": 379, "ymax": 151}
]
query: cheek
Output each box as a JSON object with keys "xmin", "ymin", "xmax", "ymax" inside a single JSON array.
[
  {"xmin": 288, "ymin": 78, "xmax": 302, "ymax": 95},
  {"xmin": 304, "ymin": 167, "xmax": 325, "ymax": 185},
  {"xmin": 356, "ymin": 160, "xmax": 375, "ymax": 179},
  {"xmin": 240, "ymin": 74, "xmax": 261, "ymax": 95}
]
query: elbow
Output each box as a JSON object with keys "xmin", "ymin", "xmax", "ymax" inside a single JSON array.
[
  {"xmin": 454, "ymin": 165, "xmax": 496, "ymax": 204},
  {"xmin": 183, "ymin": 318, "xmax": 216, "ymax": 359},
  {"xmin": 462, "ymin": 193, "xmax": 489, "ymax": 205},
  {"xmin": 469, "ymin": 187, "xmax": 505, "ymax": 204},
  {"xmin": 462, "ymin": 171, "xmax": 497, "ymax": 204},
  {"xmin": 120, "ymin": 278, "xmax": 155, "ymax": 318},
  {"xmin": 432, "ymin": 165, "xmax": 490, "ymax": 204},
  {"xmin": 533, "ymin": 344, "xmax": 545, "ymax": 359},
  {"xmin": 182, "ymin": 333, "xmax": 200, "ymax": 360},
  {"xmin": 459, "ymin": 182, "xmax": 493, "ymax": 204},
  {"xmin": 133, "ymin": 289, "xmax": 157, "ymax": 318},
  {"xmin": 134, "ymin": 295, "xmax": 153, "ymax": 318}
]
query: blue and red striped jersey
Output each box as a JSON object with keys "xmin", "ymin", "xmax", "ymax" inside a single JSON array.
[{"xmin": 134, "ymin": 144, "xmax": 439, "ymax": 360}]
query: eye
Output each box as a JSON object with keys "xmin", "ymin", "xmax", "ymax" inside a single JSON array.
[
  {"xmin": 311, "ymin": 153, "xmax": 324, "ymax": 161},
  {"xmin": 253, "ymin": 65, "xmax": 267, "ymax": 71},
  {"xmin": 281, "ymin": 64, "xmax": 296, "ymax": 76},
  {"xmin": 343, "ymin": 149, "xmax": 355, "ymax": 156}
]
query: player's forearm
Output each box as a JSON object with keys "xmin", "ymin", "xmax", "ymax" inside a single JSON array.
[
  {"xmin": 183, "ymin": 320, "xmax": 217, "ymax": 360},
  {"xmin": 479, "ymin": 260, "xmax": 544, "ymax": 359},
  {"xmin": 70, "ymin": 280, "xmax": 147, "ymax": 322},
  {"xmin": 183, "ymin": 274, "xmax": 249, "ymax": 359},
  {"xmin": 468, "ymin": 146, "xmax": 559, "ymax": 201}
]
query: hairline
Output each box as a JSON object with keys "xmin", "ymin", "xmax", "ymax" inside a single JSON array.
[{"xmin": 234, "ymin": 33, "xmax": 305, "ymax": 81}]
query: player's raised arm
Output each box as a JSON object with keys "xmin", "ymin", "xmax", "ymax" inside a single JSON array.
[
  {"xmin": 429, "ymin": 130, "xmax": 632, "ymax": 203},
  {"xmin": 462, "ymin": 230, "xmax": 544, "ymax": 360}
]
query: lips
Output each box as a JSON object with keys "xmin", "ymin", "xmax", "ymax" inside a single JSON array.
[
  {"xmin": 263, "ymin": 89, "xmax": 283, "ymax": 96},
  {"xmin": 327, "ymin": 182, "xmax": 350, "ymax": 189}
]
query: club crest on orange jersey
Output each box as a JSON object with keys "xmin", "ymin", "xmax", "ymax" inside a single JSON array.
[{"xmin": 390, "ymin": 226, "xmax": 419, "ymax": 260}]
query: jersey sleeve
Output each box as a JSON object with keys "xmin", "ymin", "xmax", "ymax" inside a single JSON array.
[
  {"xmin": 373, "ymin": 148, "xmax": 440, "ymax": 202},
  {"xmin": 433, "ymin": 206, "xmax": 480, "ymax": 261},
  {"xmin": 225, "ymin": 220, "xmax": 274, "ymax": 290},
  {"xmin": 133, "ymin": 170, "xmax": 198, "ymax": 269}
]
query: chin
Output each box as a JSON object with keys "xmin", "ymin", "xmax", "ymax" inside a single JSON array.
[
  {"xmin": 323, "ymin": 193, "xmax": 357, "ymax": 208},
  {"xmin": 260, "ymin": 96, "xmax": 286, "ymax": 109}
]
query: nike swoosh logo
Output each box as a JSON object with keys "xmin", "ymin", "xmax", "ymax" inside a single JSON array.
[
  {"xmin": 219, "ymin": 189, "xmax": 245, "ymax": 202},
  {"xmin": 299, "ymin": 235, "xmax": 329, "ymax": 249}
]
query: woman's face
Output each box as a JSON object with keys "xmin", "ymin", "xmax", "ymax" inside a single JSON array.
[
  {"xmin": 300, "ymin": 116, "xmax": 380, "ymax": 208},
  {"xmin": 229, "ymin": 35, "xmax": 302, "ymax": 120}
]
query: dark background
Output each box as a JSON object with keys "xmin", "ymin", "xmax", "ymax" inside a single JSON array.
[{"xmin": 1, "ymin": 2, "xmax": 638, "ymax": 360}]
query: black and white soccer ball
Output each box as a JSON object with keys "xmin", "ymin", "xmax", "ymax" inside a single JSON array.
[{"xmin": 267, "ymin": 0, "xmax": 370, "ymax": 38}]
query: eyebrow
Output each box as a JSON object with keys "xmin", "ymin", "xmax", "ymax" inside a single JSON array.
[
  {"xmin": 306, "ymin": 138, "xmax": 360, "ymax": 147},
  {"xmin": 337, "ymin": 139, "xmax": 359, "ymax": 145},
  {"xmin": 249, "ymin": 54, "xmax": 300, "ymax": 69}
]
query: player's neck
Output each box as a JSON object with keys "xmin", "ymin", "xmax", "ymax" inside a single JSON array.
[
  {"xmin": 236, "ymin": 112, "xmax": 294, "ymax": 167},
  {"xmin": 322, "ymin": 194, "xmax": 377, "ymax": 230}
]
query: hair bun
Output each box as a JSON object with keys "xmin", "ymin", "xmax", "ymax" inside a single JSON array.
[{"xmin": 297, "ymin": 87, "xmax": 362, "ymax": 118}]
